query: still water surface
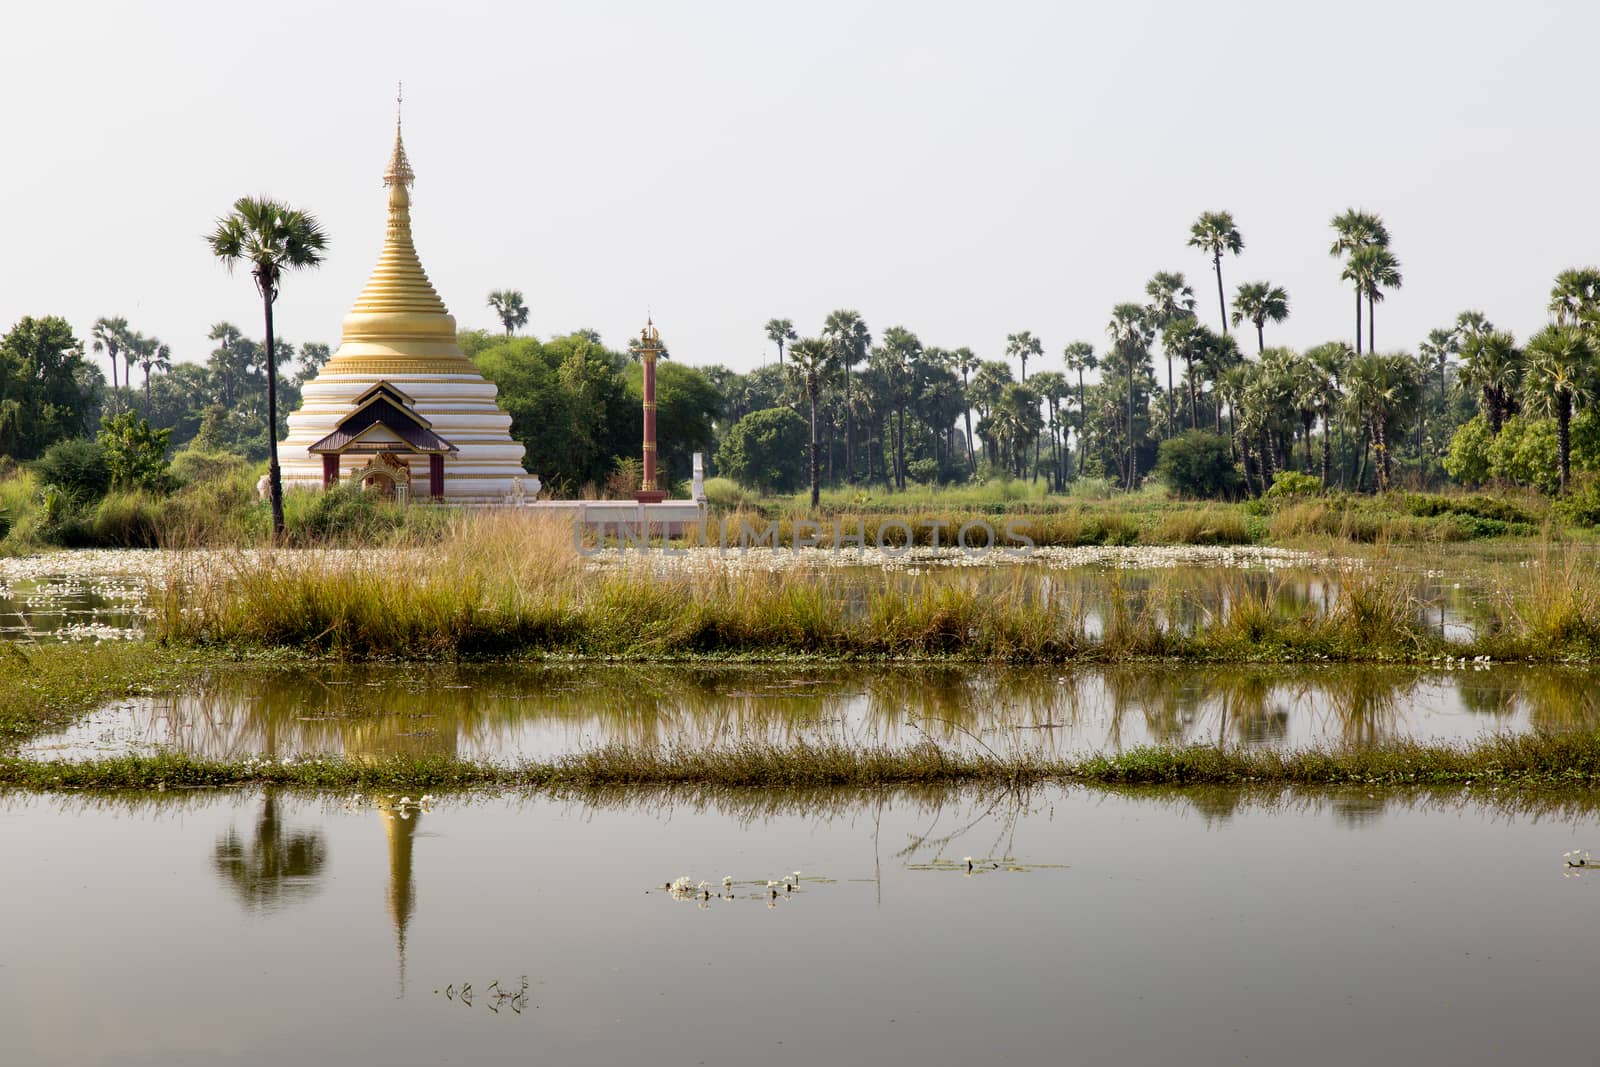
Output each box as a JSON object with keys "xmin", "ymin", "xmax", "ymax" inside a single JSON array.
[
  {"xmin": 25, "ymin": 662, "xmax": 1600, "ymax": 762},
  {"xmin": 1, "ymin": 786, "xmax": 1596, "ymax": 1065}
]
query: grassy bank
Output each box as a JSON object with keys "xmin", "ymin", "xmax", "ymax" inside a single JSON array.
[
  {"xmin": 0, "ymin": 641, "xmax": 210, "ymax": 747},
  {"xmin": 8, "ymin": 730, "xmax": 1600, "ymax": 791},
  {"xmin": 150, "ymin": 514, "xmax": 1600, "ymax": 663}
]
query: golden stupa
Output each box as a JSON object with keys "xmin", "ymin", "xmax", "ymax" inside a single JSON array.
[{"xmin": 278, "ymin": 110, "xmax": 528, "ymax": 503}]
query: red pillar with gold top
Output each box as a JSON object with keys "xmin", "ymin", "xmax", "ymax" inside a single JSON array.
[{"xmin": 634, "ymin": 317, "xmax": 667, "ymax": 504}]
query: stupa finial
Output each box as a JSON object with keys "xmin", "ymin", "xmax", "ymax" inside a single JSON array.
[{"xmin": 384, "ymin": 82, "xmax": 415, "ymax": 189}]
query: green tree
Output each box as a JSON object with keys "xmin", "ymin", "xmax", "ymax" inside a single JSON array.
[
  {"xmin": 764, "ymin": 318, "xmax": 797, "ymax": 367},
  {"xmin": 0, "ymin": 316, "xmax": 99, "ymax": 459},
  {"xmin": 954, "ymin": 346, "xmax": 981, "ymax": 471},
  {"xmin": 128, "ymin": 332, "xmax": 172, "ymax": 411},
  {"xmin": 296, "ymin": 341, "xmax": 331, "ymax": 386},
  {"xmin": 208, "ymin": 197, "xmax": 329, "ymax": 537},
  {"xmin": 716, "ymin": 406, "xmax": 809, "ymax": 493},
  {"xmin": 1145, "ymin": 271, "xmax": 1196, "ymax": 437},
  {"xmin": 877, "ymin": 326, "xmax": 923, "ymax": 488},
  {"xmin": 487, "ymin": 290, "xmax": 529, "ymax": 336},
  {"xmin": 1063, "ymin": 342, "xmax": 1096, "ymax": 468},
  {"xmin": 90, "ymin": 317, "xmax": 130, "ymax": 413},
  {"xmin": 1459, "ymin": 329, "xmax": 1521, "ymax": 436},
  {"xmin": 786, "ymin": 338, "xmax": 834, "ymax": 506},
  {"xmin": 1187, "ymin": 211, "xmax": 1244, "ymax": 335},
  {"xmin": 1346, "ymin": 352, "xmax": 1419, "ymax": 491},
  {"xmin": 1155, "ymin": 430, "xmax": 1241, "ymax": 499},
  {"xmin": 1341, "ymin": 245, "xmax": 1402, "ymax": 354},
  {"xmin": 1523, "ymin": 324, "xmax": 1594, "ymax": 493},
  {"xmin": 1329, "ymin": 209, "xmax": 1390, "ymax": 354},
  {"xmin": 1005, "ymin": 330, "xmax": 1043, "ymax": 383},
  {"xmin": 822, "ymin": 310, "xmax": 870, "ymax": 482},
  {"xmin": 1230, "ymin": 281, "xmax": 1290, "ymax": 355},
  {"xmin": 98, "ymin": 410, "xmax": 173, "ymax": 491},
  {"xmin": 1107, "ymin": 303, "xmax": 1153, "ymax": 489}
]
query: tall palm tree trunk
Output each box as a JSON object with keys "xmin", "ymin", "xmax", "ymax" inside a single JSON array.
[
  {"xmin": 1126, "ymin": 357, "xmax": 1136, "ymax": 490},
  {"xmin": 1558, "ymin": 392, "xmax": 1572, "ymax": 494},
  {"xmin": 1184, "ymin": 354, "xmax": 1198, "ymax": 431},
  {"xmin": 1367, "ymin": 296, "xmax": 1376, "ymax": 354},
  {"xmin": 1213, "ymin": 252, "xmax": 1228, "ymax": 334},
  {"xmin": 260, "ymin": 287, "xmax": 285, "ymax": 537},
  {"xmin": 1320, "ymin": 410, "xmax": 1332, "ymax": 489},
  {"xmin": 843, "ymin": 371, "xmax": 854, "ymax": 484},
  {"xmin": 808, "ymin": 385, "xmax": 820, "ymax": 508},
  {"xmin": 1165, "ymin": 355, "xmax": 1174, "ymax": 438},
  {"xmin": 1354, "ymin": 291, "xmax": 1363, "ymax": 355}
]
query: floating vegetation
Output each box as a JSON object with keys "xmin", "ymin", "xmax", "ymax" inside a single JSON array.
[
  {"xmin": 905, "ymin": 856, "xmax": 1069, "ymax": 875},
  {"xmin": 436, "ymin": 977, "xmax": 531, "ymax": 1015},
  {"xmin": 654, "ymin": 869, "xmax": 832, "ymax": 907}
]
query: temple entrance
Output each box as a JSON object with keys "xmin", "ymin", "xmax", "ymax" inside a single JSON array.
[{"xmin": 308, "ymin": 382, "xmax": 456, "ymax": 501}]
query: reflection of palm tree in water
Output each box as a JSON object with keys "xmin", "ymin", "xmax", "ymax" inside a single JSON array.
[{"xmin": 212, "ymin": 789, "xmax": 327, "ymax": 912}]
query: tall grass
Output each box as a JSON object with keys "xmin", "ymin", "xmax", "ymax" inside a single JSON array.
[{"xmin": 150, "ymin": 512, "xmax": 1600, "ymax": 663}]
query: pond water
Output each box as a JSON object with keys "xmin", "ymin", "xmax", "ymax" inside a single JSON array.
[
  {"xmin": 23, "ymin": 662, "xmax": 1600, "ymax": 763},
  {"xmin": 2, "ymin": 785, "xmax": 1597, "ymax": 1065}
]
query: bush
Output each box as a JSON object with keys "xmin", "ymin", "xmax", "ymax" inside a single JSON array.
[
  {"xmin": 716, "ymin": 407, "xmax": 810, "ymax": 494},
  {"xmin": 1266, "ymin": 471, "xmax": 1321, "ymax": 499},
  {"xmin": 1444, "ymin": 416, "xmax": 1492, "ymax": 486},
  {"xmin": 170, "ymin": 448, "xmax": 253, "ymax": 487},
  {"xmin": 32, "ymin": 438, "xmax": 111, "ymax": 501},
  {"xmin": 1489, "ymin": 417, "xmax": 1561, "ymax": 495},
  {"xmin": 1154, "ymin": 431, "xmax": 1242, "ymax": 499},
  {"xmin": 99, "ymin": 412, "xmax": 173, "ymax": 492},
  {"xmin": 906, "ymin": 457, "xmax": 941, "ymax": 485},
  {"xmin": 1556, "ymin": 475, "xmax": 1600, "ymax": 528}
]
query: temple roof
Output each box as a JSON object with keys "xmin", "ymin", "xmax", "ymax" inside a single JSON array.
[{"xmin": 308, "ymin": 382, "xmax": 456, "ymax": 455}]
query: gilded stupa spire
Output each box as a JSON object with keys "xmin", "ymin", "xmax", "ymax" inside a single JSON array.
[{"xmin": 325, "ymin": 91, "xmax": 467, "ymax": 369}]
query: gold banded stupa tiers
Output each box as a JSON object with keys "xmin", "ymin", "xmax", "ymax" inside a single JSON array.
[{"xmin": 278, "ymin": 116, "xmax": 527, "ymax": 503}]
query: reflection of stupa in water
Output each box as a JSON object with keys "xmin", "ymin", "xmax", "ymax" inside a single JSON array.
[
  {"xmin": 279, "ymin": 104, "xmax": 527, "ymax": 502},
  {"xmin": 380, "ymin": 804, "xmax": 420, "ymax": 996}
]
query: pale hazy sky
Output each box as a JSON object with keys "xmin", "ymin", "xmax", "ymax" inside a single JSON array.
[{"xmin": 3, "ymin": 0, "xmax": 1595, "ymax": 380}]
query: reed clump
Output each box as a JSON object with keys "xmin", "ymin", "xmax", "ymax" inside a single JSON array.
[
  {"xmin": 150, "ymin": 513, "xmax": 1600, "ymax": 664},
  {"xmin": 10, "ymin": 730, "xmax": 1600, "ymax": 791}
]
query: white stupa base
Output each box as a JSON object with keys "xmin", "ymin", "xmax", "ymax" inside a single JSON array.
[{"xmin": 279, "ymin": 371, "xmax": 529, "ymax": 505}]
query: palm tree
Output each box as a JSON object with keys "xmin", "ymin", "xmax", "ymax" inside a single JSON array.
[
  {"xmin": 1304, "ymin": 342, "xmax": 1351, "ymax": 487},
  {"xmin": 764, "ymin": 318, "xmax": 797, "ymax": 366},
  {"xmin": 208, "ymin": 196, "xmax": 329, "ymax": 537},
  {"xmin": 1006, "ymin": 330, "xmax": 1043, "ymax": 382},
  {"xmin": 486, "ymin": 290, "xmax": 529, "ymax": 337},
  {"xmin": 1107, "ymin": 303, "xmax": 1154, "ymax": 490},
  {"xmin": 1030, "ymin": 370, "xmax": 1068, "ymax": 488},
  {"xmin": 954, "ymin": 346, "xmax": 980, "ymax": 471},
  {"xmin": 787, "ymin": 338, "xmax": 833, "ymax": 506},
  {"xmin": 1523, "ymin": 324, "xmax": 1594, "ymax": 493},
  {"xmin": 1145, "ymin": 271, "xmax": 1196, "ymax": 437},
  {"xmin": 1459, "ymin": 329, "xmax": 1522, "ymax": 436},
  {"xmin": 1548, "ymin": 268, "xmax": 1600, "ymax": 327},
  {"xmin": 822, "ymin": 310, "xmax": 871, "ymax": 482},
  {"xmin": 212, "ymin": 791, "xmax": 328, "ymax": 913},
  {"xmin": 91, "ymin": 316, "xmax": 130, "ymax": 412},
  {"xmin": 1346, "ymin": 352, "xmax": 1419, "ymax": 492},
  {"xmin": 1187, "ymin": 212, "xmax": 1243, "ymax": 335},
  {"xmin": 1340, "ymin": 245, "xmax": 1402, "ymax": 355},
  {"xmin": 1230, "ymin": 282, "xmax": 1290, "ymax": 355},
  {"xmin": 130, "ymin": 332, "xmax": 172, "ymax": 410},
  {"xmin": 877, "ymin": 326, "xmax": 922, "ymax": 489},
  {"xmin": 1416, "ymin": 327, "xmax": 1459, "ymax": 463},
  {"xmin": 1062, "ymin": 342, "xmax": 1096, "ymax": 470},
  {"xmin": 1329, "ymin": 209, "xmax": 1391, "ymax": 355}
]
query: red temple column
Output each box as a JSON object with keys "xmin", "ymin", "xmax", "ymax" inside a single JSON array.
[
  {"xmin": 322, "ymin": 453, "xmax": 339, "ymax": 489},
  {"xmin": 429, "ymin": 454, "xmax": 444, "ymax": 500},
  {"xmin": 635, "ymin": 318, "xmax": 666, "ymax": 504}
]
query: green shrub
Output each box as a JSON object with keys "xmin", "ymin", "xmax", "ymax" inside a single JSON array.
[
  {"xmin": 170, "ymin": 448, "xmax": 253, "ymax": 487},
  {"xmin": 89, "ymin": 491, "xmax": 162, "ymax": 547},
  {"xmin": 906, "ymin": 457, "xmax": 941, "ymax": 485},
  {"xmin": 33, "ymin": 439, "xmax": 111, "ymax": 501},
  {"xmin": 1556, "ymin": 475, "xmax": 1600, "ymax": 528},
  {"xmin": 1154, "ymin": 431, "xmax": 1242, "ymax": 500},
  {"xmin": 99, "ymin": 412, "xmax": 173, "ymax": 492},
  {"xmin": 1266, "ymin": 471, "xmax": 1321, "ymax": 499},
  {"xmin": 1444, "ymin": 416, "xmax": 1492, "ymax": 485},
  {"xmin": 716, "ymin": 407, "xmax": 809, "ymax": 494}
]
